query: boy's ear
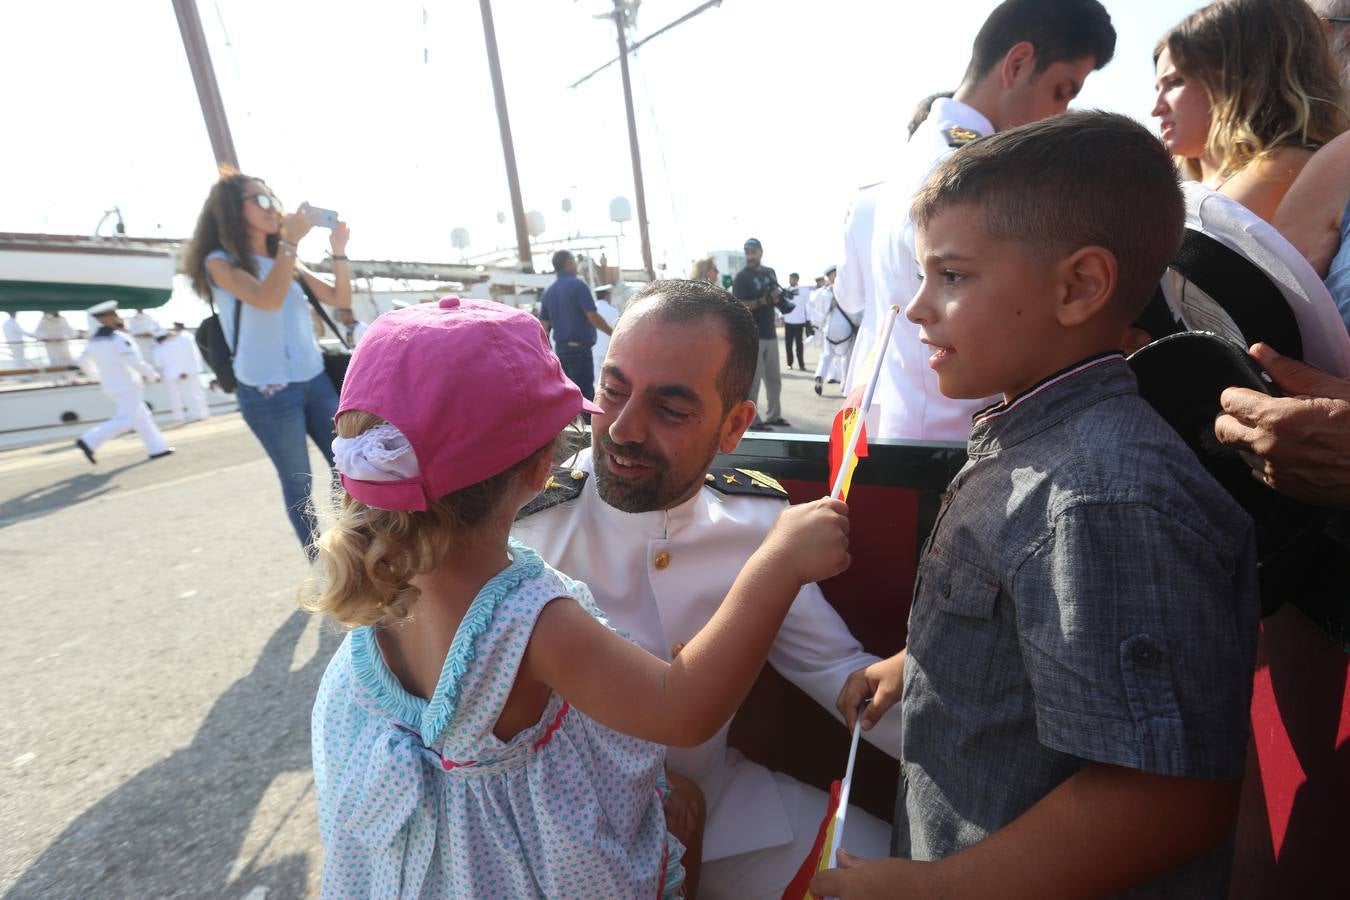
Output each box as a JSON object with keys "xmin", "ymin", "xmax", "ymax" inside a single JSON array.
[{"xmin": 1056, "ymin": 246, "xmax": 1118, "ymax": 328}]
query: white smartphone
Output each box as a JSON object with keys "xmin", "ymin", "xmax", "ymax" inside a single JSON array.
[{"xmin": 307, "ymin": 206, "xmax": 340, "ymax": 229}]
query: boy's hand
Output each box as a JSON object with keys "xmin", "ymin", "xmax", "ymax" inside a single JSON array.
[
  {"xmin": 809, "ymin": 849, "xmax": 932, "ymax": 898},
  {"xmin": 762, "ymin": 497, "xmax": 851, "ymax": 585},
  {"xmin": 837, "ymin": 651, "xmax": 905, "ymax": 731}
]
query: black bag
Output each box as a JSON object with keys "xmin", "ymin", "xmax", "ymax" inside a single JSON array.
[
  {"xmin": 195, "ymin": 298, "xmax": 242, "ymax": 393},
  {"xmin": 296, "ymin": 277, "xmax": 353, "ymax": 393}
]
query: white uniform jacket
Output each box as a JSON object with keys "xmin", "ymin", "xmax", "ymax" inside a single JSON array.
[
  {"xmin": 79, "ymin": 328, "xmax": 158, "ymax": 395},
  {"xmin": 839, "ymin": 185, "xmax": 882, "ymax": 394},
  {"xmin": 838, "ymin": 97, "xmax": 999, "ymax": 441},
  {"xmin": 512, "ymin": 449, "xmax": 902, "ymax": 861},
  {"xmin": 153, "ymin": 333, "xmax": 204, "ymax": 379}
]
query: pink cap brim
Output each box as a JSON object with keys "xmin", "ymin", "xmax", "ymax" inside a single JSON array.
[
  {"xmin": 581, "ymin": 397, "xmax": 605, "ymax": 415},
  {"xmin": 340, "ymin": 474, "xmax": 429, "ymax": 512}
]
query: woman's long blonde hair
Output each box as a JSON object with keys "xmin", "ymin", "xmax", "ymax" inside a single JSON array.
[
  {"xmin": 1156, "ymin": 0, "xmax": 1348, "ymax": 182},
  {"xmin": 304, "ymin": 411, "xmax": 555, "ymax": 628}
]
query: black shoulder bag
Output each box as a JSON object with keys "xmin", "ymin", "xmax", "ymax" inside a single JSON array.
[
  {"xmin": 296, "ymin": 276, "xmax": 353, "ymax": 392},
  {"xmin": 195, "ymin": 296, "xmax": 243, "ymax": 393}
]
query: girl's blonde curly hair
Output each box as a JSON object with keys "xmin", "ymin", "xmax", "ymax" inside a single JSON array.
[
  {"xmin": 304, "ymin": 410, "xmax": 557, "ymax": 628},
  {"xmin": 1156, "ymin": 0, "xmax": 1348, "ymax": 183}
]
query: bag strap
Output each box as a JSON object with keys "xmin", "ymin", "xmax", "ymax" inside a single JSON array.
[{"xmin": 296, "ymin": 274, "xmax": 351, "ymax": 350}]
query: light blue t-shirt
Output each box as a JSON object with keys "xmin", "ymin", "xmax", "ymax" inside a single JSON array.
[
  {"xmin": 1328, "ymin": 193, "xmax": 1350, "ymax": 334},
  {"xmin": 207, "ymin": 250, "xmax": 324, "ymax": 387}
]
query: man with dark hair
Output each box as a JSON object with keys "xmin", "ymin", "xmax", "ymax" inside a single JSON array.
[
  {"xmin": 539, "ymin": 248, "xmax": 613, "ymax": 400},
  {"xmin": 514, "ymin": 279, "xmax": 899, "ymax": 899},
  {"xmin": 732, "ymin": 238, "xmax": 791, "ymax": 429},
  {"xmin": 836, "ymin": 0, "xmax": 1116, "ymax": 442},
  {"xmin": 782, "ymin": 272, "xmax": 810, "ymax": 370}
]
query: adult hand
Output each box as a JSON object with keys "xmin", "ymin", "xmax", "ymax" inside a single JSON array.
[
  {"xmin": 837, "ymin": 651, "xmax": 905, "ymax": 731},
  {"xmin": 330, "ymin": 220, "xmax": 350, "ymax": 256},
  {"xmin": 1214, "ymin": 343, "xmax": 1350, "ymax": 507},
  {"xmin": 281, "ymin": 203, "xmax": 316, "ymax": 245},
  {"xmin": 810, "ymin": 850, "xmax": 932, "ymax": 898},
  {"xmin": 179, "ymin": 373, "xmax": 189, "ymax": 381}
]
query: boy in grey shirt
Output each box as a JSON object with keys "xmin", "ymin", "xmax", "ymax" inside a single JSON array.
[{"xmin": 814, "ymin": 113, "xmax": 1260, "ymax": 898}]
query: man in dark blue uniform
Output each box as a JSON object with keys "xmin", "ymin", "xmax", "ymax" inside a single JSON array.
[{"xmin": 539, "ymin": 249, "xmax": 613, "ymax": 401}]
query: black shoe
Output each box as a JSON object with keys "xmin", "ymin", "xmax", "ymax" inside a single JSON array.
[
  {"xmin": 750, "ymin": 420, "xmax": 775, "ymax": 431},
  {"xmin": 798, "ymin": 365, "xmax": 807, "ymax": 371},
  {"xmin": 149, "ymin": 448, "xmax": 175, "ymax": 460},
  {"xmin": 813, "ymin": 377, "xmax": 823, "ymax": 396},
  {"xmin": 828, "ymin": 378, "xmax": 840, "ymax": 384},
  {"xmin": 767, "ymin": 417, "xmax": 791, "ymax": 427},
  {"xmin": 75, "ymin": 438, "xmax": 96, "ymax": 465}
]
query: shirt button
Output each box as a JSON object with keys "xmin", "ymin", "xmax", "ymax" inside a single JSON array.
[
  {"xmin": 941, "ymin": 583, "xmax": 952, "ymax": 599},
  {"xmin": 655, "ymin": 551, "xmax": 671, "ymax": 570},
  {"xmin": 1133, "ymin": 642, "xmax": 1161, "ymax": 665}
]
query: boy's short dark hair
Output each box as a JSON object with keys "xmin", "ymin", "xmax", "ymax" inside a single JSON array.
[
  {"xmin": 910, "ymin": 111, "xmax": 1184, "ymax": 316},
  {"xmin": 551, "ymin": 249, "xmax": 573, "ymax": 272},
  {"xmin": 625, "ymin": 279, "xmax": 758, "ymax": 415},
  {"xmin": 963, "ymin": 0, "xmax": 1116, "ymax": 85}
]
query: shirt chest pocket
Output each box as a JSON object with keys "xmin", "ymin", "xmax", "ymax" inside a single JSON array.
[{"xmin": 910, "ymin": 549, "xmax": 1005, "ymax": 692}]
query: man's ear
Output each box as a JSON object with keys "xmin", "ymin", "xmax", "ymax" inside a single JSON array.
[
  {"xmin": 719, "ymin": 399, "xmax": 757, "ymax": 453},
  {"xmin": 1000, "ymin": 41, "xmax": 1037, "ymax": 88},
  {"xmin": 1056, "ymin": 246, "xmax": 1118, "ymax": 328}
]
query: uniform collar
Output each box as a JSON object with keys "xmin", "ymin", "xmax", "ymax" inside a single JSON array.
[
  {"xmin": 579, "ymin": 447, "xmax": 710, "ymax": 538},
  {"xmin": 94, "ymin": 325, "xmax": 116, "ymax": 338},
  {"xmin": 967, "ymin": 353, "xmax": 1137, "ymax": 457}
]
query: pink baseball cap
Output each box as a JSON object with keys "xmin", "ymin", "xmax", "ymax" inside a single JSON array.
[{"xmin": 335, "ymin": 296, "xmax": 603, "ymax": 511}]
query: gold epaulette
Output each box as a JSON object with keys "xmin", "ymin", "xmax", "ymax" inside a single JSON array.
[
  {"xmin": 943, "ymin": 125, "xmax": 980, "ymax": 148},
  {"xmin": 516, "ymin": 466, "xmax": 588, "ymax": 519},
  {"xmin": 704, "ymin": 466, "xmax": 789, "ymax": 499}
]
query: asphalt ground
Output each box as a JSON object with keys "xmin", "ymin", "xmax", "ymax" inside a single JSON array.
[{"xmin": 0, "ymin": 339, "xmax": 846, "ymax": 898}]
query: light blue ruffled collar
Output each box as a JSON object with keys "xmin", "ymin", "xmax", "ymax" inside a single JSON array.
[{"xmin": 349, "ymin": 539, "xmax": 546, "ymax": 745}]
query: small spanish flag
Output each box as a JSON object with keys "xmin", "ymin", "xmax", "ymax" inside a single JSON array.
[
  {"xmin": 828, "ymin": 404, "xmax": 868, "ymax": 501},
  {"xmin": 781, "ymin": 780, "xmax": 842, "ymax": 900}
]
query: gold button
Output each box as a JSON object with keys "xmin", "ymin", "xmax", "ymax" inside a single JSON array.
[
  {"xmin": 654, "ymin": 551, "xmax": 671, "ymax": 570},
  {"xmin": 671, "ymin": 641, "xmax": 686, "ymax": 658},
  {"xmin": 705, "ymin": 473, "xmax": 715, "ymax": 483},
  {"xmin": 570, "ymin": 469, "xmax": 586, "ymax": 480}
]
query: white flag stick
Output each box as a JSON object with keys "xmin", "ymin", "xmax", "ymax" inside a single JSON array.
[
  {"xmin": 829, "ymin": 305, "xmax": 903, "ymax": 500},
  {"xmin": 827, "ymin": 702, "xmax": 869, "ymax": 871}
]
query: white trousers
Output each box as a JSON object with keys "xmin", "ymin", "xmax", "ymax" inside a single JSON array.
[
  {"xmin": 700, "ymin": 771, "xmax": 891, "ymax": 900},
  {"xmin": 165, "ymin": 375, "xmax": 210, "ymax": 421},
  {"xmin": 815, "ymin": 340, "xmax": 854, "ymax": 383},
  {"xmin": 80, "ymin": 388, "xmax": 170, "ymax": 456}
]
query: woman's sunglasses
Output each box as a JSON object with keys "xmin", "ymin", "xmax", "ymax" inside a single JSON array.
[{"xmin": 246, "ymin": 193, "xmax": 283, "ymax": 212}]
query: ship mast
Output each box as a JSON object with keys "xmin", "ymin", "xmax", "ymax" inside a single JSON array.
[{"xmin": 171, "ymin": 0, "xmax": 239, "ymax": 170}]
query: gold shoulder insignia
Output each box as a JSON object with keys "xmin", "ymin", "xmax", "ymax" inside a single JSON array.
[
  {"xmin": 705, "ymin": 466, "xmax": 789, "ymax": 499},
  {"xmin": 516, "ymin": 466, "xmax": 588, "ymax": 520},
  {"xmin": 944, "ymin": 125, "xmax": 980, "ymax": 148}
]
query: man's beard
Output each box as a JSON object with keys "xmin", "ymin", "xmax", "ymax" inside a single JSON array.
[{"xmin": 592, "ymin": 431, "xmax": 720, "ymax": 513}]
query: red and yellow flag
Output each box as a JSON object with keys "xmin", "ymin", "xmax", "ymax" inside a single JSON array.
[
  {"xmin": 782, "ymin": 779, "xmax": 842, "ymax": 900},
  {"xmin": 828, "ymin": 405, "xmax": 868, "ymax": 501}
]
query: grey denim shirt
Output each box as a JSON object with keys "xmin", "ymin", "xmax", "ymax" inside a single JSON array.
[{"xmin": 897, "ymin": 354, "xmax": 1260, "ymax": 897}]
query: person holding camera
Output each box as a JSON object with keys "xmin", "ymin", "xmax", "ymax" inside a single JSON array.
[
  {"xmin": 732, "ymin": 237, "xmax": 792, "ymax": 429},
  {"xmin": 182, "ymin": 169, "xmax": 353, "ymax": 557}
]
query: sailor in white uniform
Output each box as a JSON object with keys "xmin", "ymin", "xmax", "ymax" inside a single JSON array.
[
  {"xmin": 513, "ymin": 283, "xmax": 898, "ymax": 900},
  {"xmin": 813, "ymin": 266, "xmax": 859, "ymax": 395},
  {"xmin": 839, "ymin": 1, "xmax": 1113, "ymax": 440},
  {"xmin": 125, "ymin": 308, "xmax": 162, "ymax": 364},
  {"xmin": 152, "ymin": 325, "xmax": 210, "ymax": 422},
  {"xmin": 839, "ymin": 185, "xmax": 883, "ymax": 396},
  {"xmin": 75, "ymin": 301, "xmax": 172, "ymax": 463}
]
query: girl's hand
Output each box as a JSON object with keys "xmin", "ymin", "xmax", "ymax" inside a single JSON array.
[
  {"xmin": 330, "ymin": 220, "xmax": 350, "ymax": 255},
  {"xmin": 762, "ymin": 497, "xmax": 851, "ymax": 586},
  {"xmin": 282, "ymin": 203, "xmax": 316, "ymax": 245}
]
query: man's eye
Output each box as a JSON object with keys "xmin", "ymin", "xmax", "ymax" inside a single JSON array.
[
  {"xmin": 662, "ymin": 407, "xmax": 692, "ymax": 421},
  {"xmin": 598, "ymin": 384, "xmax": 626, "ymax": 400},
  {"xmin": 942, "ymin": 270, "xmax": 966, "ymax": 285}
]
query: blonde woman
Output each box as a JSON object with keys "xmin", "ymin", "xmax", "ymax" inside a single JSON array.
[
  {"xmin": 1152, "ymin": 0, "xmax": 1348, "ymax": 222},
  {"xmin": 689, "ymin": 256, "xmax": 719, "ymax": 284}
]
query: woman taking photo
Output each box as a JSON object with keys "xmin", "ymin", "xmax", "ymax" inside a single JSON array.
[
  {"xmin": 183, "ymin": 170, "xmax": 353, "ymax": 556},
  {"xmin": 1152, "ymin": 0, "xmax": 1348, "ymax": 222}
]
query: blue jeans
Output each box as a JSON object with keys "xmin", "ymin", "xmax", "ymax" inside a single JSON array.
[
  {"xmin": 236, "ymin": 371, "xmax": 339, "ymax": 554},
  {"xmin": 555, "ymin": 343, "xmax": 596, "ymax": 402}
]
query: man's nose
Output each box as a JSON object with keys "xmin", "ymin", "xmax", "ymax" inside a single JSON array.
[{"xmin": 605, "ymin": 399, "xmax": 648, "ymax": 447}]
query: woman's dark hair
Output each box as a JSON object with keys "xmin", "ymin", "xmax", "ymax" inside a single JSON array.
[{"xmin": 181, "ymin": 167, "xmax": 278, "ymax": 300}]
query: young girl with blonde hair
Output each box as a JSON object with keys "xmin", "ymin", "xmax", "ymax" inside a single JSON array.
[
  {"xmin": 1152, "ymin": 0, "xmax": 1348, "ymax": 221},
  {"xmin": 307, "ymin": 297, "xmax": 850, "ymax": 897}
]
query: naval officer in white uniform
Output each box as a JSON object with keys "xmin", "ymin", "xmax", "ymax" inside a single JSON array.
[
  {"xmin": 838, "ymin": 0, "xmax": 1117, "ymax": 441},
  {"xmin": 514, "ymin": 279, "xmax": 898, "ymax": 900},
  {"xmin": 75, "ymin": 301, "xmax": 173, "ymax": 463}
]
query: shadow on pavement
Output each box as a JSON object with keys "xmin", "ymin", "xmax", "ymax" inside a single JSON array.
[
  {"xmin": 7, "ymin": 611, "xmax": 341, "ymax": 899},
  {"xmin": 0, "ymin": 461, "xmax": 149, "ymax": 529}
]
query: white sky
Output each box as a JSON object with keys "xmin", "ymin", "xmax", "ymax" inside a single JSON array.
[{"xmin": 1, "ymin": 0, "xmax": 1202, "ymax": 325}]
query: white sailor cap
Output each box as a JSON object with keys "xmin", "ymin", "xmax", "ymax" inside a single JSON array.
[{"xmin": 86, "ymin": 300, "xmax": 119, "ymax": 316}]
